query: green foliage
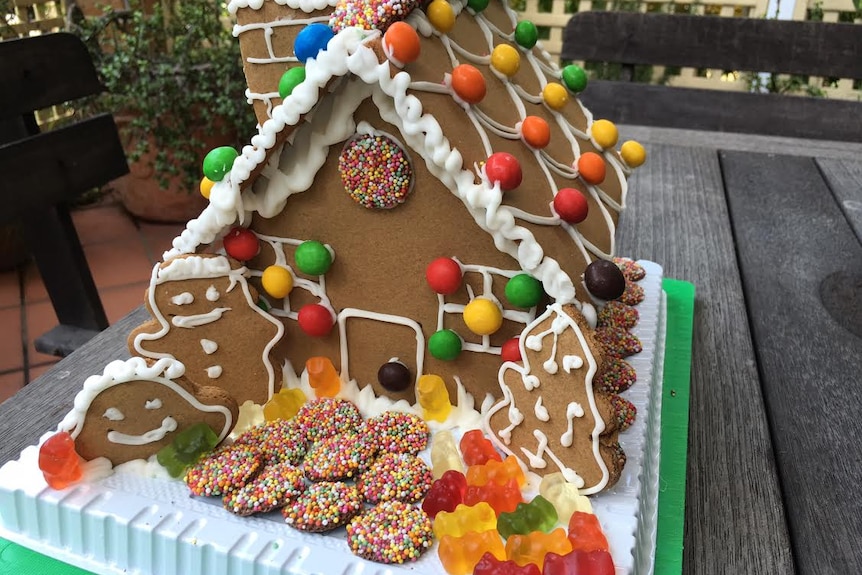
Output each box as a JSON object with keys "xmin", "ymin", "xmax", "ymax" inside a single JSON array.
[{"xmin": 71, "ymin": 0, "xmax": 256, "ymax": 193}]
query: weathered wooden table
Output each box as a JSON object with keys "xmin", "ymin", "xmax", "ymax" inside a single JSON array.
[{"xmin": 1, "ymin": 126, "xmax": 860, "ymax": 575}]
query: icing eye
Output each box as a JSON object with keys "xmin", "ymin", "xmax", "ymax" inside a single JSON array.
[
  {"xmin": 206, "ymin": 285, "xmax": 220, "ymax": 302},
  {"xmin": 170, "ymin": 292, "xmax": 194, "ymax": 305},
  {"xmin": 145, "ymin": 399, "xmax": 163, "ymax": 410},
  {"xmin": 339, "ymin": 131, "xmax": 414, "ymax": 210},
  {"xmin": 102, "ymin": 407, "xmax": 125, "ymax": 421}
]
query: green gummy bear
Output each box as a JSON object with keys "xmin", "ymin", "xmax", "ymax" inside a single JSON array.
[
  {"xmin": 156, "ymin": 423, "xmax": 219, "ymax": 478},
  {"xmin": 497, "ymin": 495, "xmax": 559, "ymax": 539}
]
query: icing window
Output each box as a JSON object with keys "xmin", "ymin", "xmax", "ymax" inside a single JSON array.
[{"xmin": 338, "ymin": 130, "xmax": 414, "ymax": 210}]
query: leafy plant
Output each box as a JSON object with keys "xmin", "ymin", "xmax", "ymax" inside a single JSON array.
[{"xmin": 71, "ymin": 0, "xmax": 256, "ymax": 192}]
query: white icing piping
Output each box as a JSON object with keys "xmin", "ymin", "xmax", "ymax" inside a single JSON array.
[{"xmin": 107, "ymin": 417, "xmax": 178, "ymax": 446}]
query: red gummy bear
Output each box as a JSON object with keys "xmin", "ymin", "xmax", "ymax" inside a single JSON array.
[
  {"xmin": 567, "ymin": 512, "xmax": 610, "ymax": 552},
  {"xmin": 464, "ymin": 477, "xmax": 522, "ymax": 515},
  {"xmin": 460, "ymin": 430, "xmax": 502, "ymax": 467},
  {"xmin": 423, "ymin": 470, "xmax": 468, "ymax": 518},
  {"xmin": 38, "ymin": 431, "xmax": 82, "ymax": 489},
  {"xmin": 474, "ymin": 551, "xmax": 541, "ymax": 575},
  {"xmin": 542, "ymin": 549, "xmax": 615, "ymax": 575}
]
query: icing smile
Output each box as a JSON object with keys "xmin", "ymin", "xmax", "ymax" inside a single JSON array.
[
  {"xmin": 171, "ymin": 307, "xmax": 231, "ymax": 328},
  {"xmin": 107, "ymin": 416, "xmax": 178, "ymax": 445}
]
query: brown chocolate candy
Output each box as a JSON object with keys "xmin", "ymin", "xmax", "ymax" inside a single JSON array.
[{"xmin": 584, "ymin": 260, "xmax": 626, "ymax": 300}]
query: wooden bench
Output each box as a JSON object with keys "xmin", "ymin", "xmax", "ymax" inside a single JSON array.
[
  {"xmin": 561, "ymin": 12, "xmax": 862, "ymax": 142},
  {"xmin": 0, "ymin": 32, "xmax": 129, "ymax": 356}
]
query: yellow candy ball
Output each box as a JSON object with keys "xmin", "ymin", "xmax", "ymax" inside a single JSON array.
[
  {"xmin": 427, "ymin": 0, "xmax": 456, "ymax": 34},
  {"xmin": 543, "ymin": 82, "xmax": 569, "ymax": 110},
  {"xmin": 621, "ymin": 140, "xmax": 647, "ymax": 168},
  {"xmin": 463, "ymin": 298, "xmax": 503, "ymax": 335},
  {"xmin": 200, "ymin": 176, "xmax": 215, "ymax": 199},
  {"xmin": 591, "ymin": 119, "xmax": 618, "ymax": 149},
  {"xmin": 262, "ymin": 265, "xmax": 294, "ymax": 299},
  {"xmin": 491, "ymin": 44, "xmax": 520, "ymax": 77}
]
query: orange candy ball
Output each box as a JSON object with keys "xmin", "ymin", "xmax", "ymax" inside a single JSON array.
[
  {"xmin": 384, "ymin": 21, "xmax": 421, "ymax": 66},
  {"xmin": 521, "ymin": 116, "xmax": 550, "ymax": 148},
  {"xmin": 451, "ymin": 64, "xmax": 486, "ymax": 104},
  {"xmin": 577, "ymin": 152, "xmax": 606, "ymax": 185}
]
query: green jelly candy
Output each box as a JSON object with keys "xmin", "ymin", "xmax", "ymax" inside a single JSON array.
[
  {"xmin": 505, "ymin": 273, "xmax": 544, "ymax": 308},
  {"xmin": 278, "ymin": 66, "xmax": 306, "ymax": 99},
  {"xmin": 514, "ymin": 21, "xmax": 539, "ymax": 49},
  {"xmin": 156, "ymin": 423, "xmax": 219, "ymax": 478},
  {"xmin": 562, "ymin": 64, "xmax": 588, "ymax": 93},
  {"xmin": 202, "ymin": 146, "xmax": 239, "ymax": 182},
  {"xmin": 467, "ymin": 0, "xmax": 490, "ymax": 12},
  {"xmin": 294, "ymin": 240, "xmax": 332, "ymax": 275},
  {"xmin": 429, "ymin": 329, "xmax": 462, "ymax": 361},
  {"xmin": 497, "ymin": 495, "xmax": 559, "ymax": 539}
]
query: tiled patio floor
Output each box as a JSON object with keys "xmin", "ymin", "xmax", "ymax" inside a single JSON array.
[{"xmin": 0, "ymin": 201, "xmax": 187, "ymax": 404}]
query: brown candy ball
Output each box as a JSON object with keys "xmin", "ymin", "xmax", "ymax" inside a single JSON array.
[
  {"xmin": 584, "ymin": 260, "xmax": 626, "ymax": 301},
  {"xmin": 377, "ymin": 361, "xmax": 412, "ymax": 392}
]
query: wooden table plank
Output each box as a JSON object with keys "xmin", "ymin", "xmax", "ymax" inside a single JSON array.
[
  {"xmin": 817, "ymin": 157, "xmax": 862, "ymax": 243},
  {"xmin": 617, "ymin": 143, "xmax": 795, "ymax": 575},
  {"xmin": 720, "ymin": 151, "xmax": 862, "ymax": 575}
]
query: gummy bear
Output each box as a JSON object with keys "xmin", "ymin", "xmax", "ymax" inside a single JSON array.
[
  {"xmin": 437, "ymin": 530, "xmax": 505, "ymax": 575},
  {"xmin": 505, "ymin": 528, "xmax": 572, "ymax": 567},
  {"xmin": 431, "ymin": 429, "xmax": 464, "ymax": 478},
  {"xmin": 467, "ymin": 455, "xmax": 525, "ymax": 488},
  {"xmin": 473, "ymin": 552, "xmax": 542, "ymax": 575},
  {"xmin": 38, "ymin": 431, "xmax": 82, "ymax": 489},
  {"xmin": 422, "ymin": 469, "xmax": 467, "ymax": 518},
  {"xmin": 497, "ymin": 495, "xmax": 558, "ymax": 539},
  {"xmin": 306, "ymin": 357, "xmax": 341, "ymax": 398},
  {"xmin": 433, "ymin": 502, "xmax": 497, "ymax": 539},
  {"xmin": 539, "ymin": 472, "xmax": 592, "ymax": 523},
  {"xmin": 459, "ymin": 429, "xmax": 502, "ymax": 466},
  {"xmin": 156, "ymin": 422, "xmax": 219, "ymax": 478},
  {"xmin": 464, "ymin": 477, "xmax": 522, "ymax": 515},
  {"xmin": 263, "ymin": 387, "xmax": 307, "ymax": 422},
  {"xmin": 567, "ymin": 512, "xmax": 610, "ymax": 552},
  {"xmin": 542, "ymin": 549, "xmax": 615, "ymax": 575},
  {"xmin": 418, "ymin": 374, "xmax": 452, "ymax": 422}
]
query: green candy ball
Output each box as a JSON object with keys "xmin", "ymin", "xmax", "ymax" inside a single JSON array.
[
  {"xmin": 562, "ymin": 64, "xmax": 588, "ymax": 93},
  {"xmin": 467, "ymin": 0, "xmax": 490, "ymax": 12},
  {"xmin": 429, "ymin": 329, "xmax": 462, "ymax": 361},
  {"xmin": 514, "ymin": 21, "xmax": 539, "ymax": 49},
  {"xmin": 202, "ymin": 146, "xmax": 239, "ymax": 182},
  {"xmin": 278, "ymin": 66, "xmax": 306, "ymax": 99},
  {"xmin": 294, "ymin": 240, "xmax": 332, "ymax": 276},
  {"xmin": 505, "ymin": 273, "xmax": 544, "ymax": 308}
]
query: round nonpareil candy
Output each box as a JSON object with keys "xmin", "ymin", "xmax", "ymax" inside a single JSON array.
[
  {"xmin": 584, "ymin": 259, "xmax": 626, "ymax": 301},
  {"xmin": 467, "ymin": 0, "xmax": 489, "ymax": 11},
  {"xmin": 294, "ymin": 23, "xmax": 335, "ymax": 63},
  {"xmin": 451, "ymin": 64, "xmax": 486, "ymax": 104},
  {"xmin": 278, "ymin": 66, "xmax": 306, "ymax": 99},
  {"xmin": 199, "ymin": 176, "xmax": 214, "ymax": 199},
  {"xmin": 515, "ymin": 20, "xmax": 538, "ymax": 49},
  {"xmin": 425, "ymin": 257, "xmax": 463, "ymax": 294},
  {"xmin": 339, "ymin": 133, "xmax": 413, "ymax": 209},
  {"xmin": 591, "ymin": 119, "xmax": 618, "ymax": 149},
  {"xmin": 384, "ymin": 21, "xmax": 420, "ymax": 65},
  {"xmin": 202, "ymin": 146, "xmax": 238, "ymax": 182},
  {"xmin": 377, "ymin": 361, "xmax": 412, "ymax": 392},
  {"xmin": 521, "ymin": 116, "xmax": 551, "ymax": 149},
  {"xmin": 577, "ymin": 152, "xmax": 606, "ymax": 185},
  {"xmin": 500, "ymin": 337, "xmax": 522, "ymax": 362},
  {"xmin": 491, "ymin": 44, "xmax": 520, "ymax": 77},
  {"xmin": 621, "ymin": 140, "xmax": 647, "ymax": 167},
  {"xmin": 262, "ymin": 265, "xmax": 293, "ymax": 299},
  {"xmin": 505, "ymin": 274, "xmax": 543, "ymax": 308},
  {"xmin": 553, "ymin": 187, "xmax": 589, "ymax": 223},
  {"xmin": 562, "ymin": 64, "xmax": 588, "ymax": 93},
  {"xmin": 294, "ymin": 240, "xmax": 332, "ymax": 275},
  {"xmin": 223, "ymin": 227, "xmax": 259, "ymax": 261},
  {"xmin": 298, "ymin": 303, "xmax": 334, "ymax": 337},
  {"xmin": 485, "ymin": 152, "xmax": 522, "ymax": 190},
  {"xmin": 426, "ymin": 0, "xmax": 455, "ymax": 33},
  {"xmin": 543, "ymin": 82, "xmax": 569, "ymax": 110},
  {"xmin": 463, "ymin": 298, "xmax": 503, "ymax": 335},
  {"xmin": 429, "ymin": 329, "xmax": 462, "ymax": 360}
]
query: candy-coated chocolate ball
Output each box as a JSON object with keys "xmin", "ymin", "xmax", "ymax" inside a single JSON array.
[
  {"xmin": 621, "ymin": 140, "xmax": 647, "ymax": 167},
  {"xmin": 491, "ymin": 44, "xmax": 520, "ymax": 77},
  {"xmin": 584, "ymin": 260, "xmax": 626, "ymax": 301},
  {"xmin": 384, "ymin": 21, "xmax": 421, "ymax": 66},
  {"xmin": 377, "ymin": 361, "xmax": 412, "ymax": 392},
  {"xmin": 467, "ymin": 0, "xmax": 490, "ymax": 11},
  {"xmin": 427, "ymin": 0, "xmax": 455, "ymax": 33},
  {"xmin": 451, "ymin": 64, "xmax": 486, "ymax": 104},
  {"xmin": 298, "ymin": 304, "xmax": 334, "ymax": 337},
  {"xmin": 262, "ymin": 265, "xmax": 294, "ymax": 299},
  {"xmin": 222, "ymin": 227, "xmax": 259, "ymax": 261},
  {"xmin": 578, "ymin": 152, "xmax": 606, "ymax": 185},
  {"xmin": 463, "ymin": 298, "xmax": 503, "ymax": 335},
  {"xmin": 200, "ymin": 176, "xmax": 214, "ymax": 199},
  {"xmin": 294, "ymin": 23, "xmax": 335, "ymax": 64},
  {"xmin": 278, "ymin": 66, "xmax": 306, "ymax": 99},
  {"xmin": 505, "ymin": 274, "xmax": 543, "ymax": 308},
  {"xmin": 429, "ymin": 329, "xmax": 462, "ymax": 360},
  {"xmin": 591, "ymin": 119, "xmax": 618, "ymax": 149},
  {"xmin": 500, "ymin": 337, "xmax": 522, "ymax": 362},
  {"xmin": 543, "ymin": 82, "xmax": 568, "ymax": 110},
  {"xmin": 553, "ymin": 187, "xmax": 589, "ymax": 223},
  {"xmin": 426, "ymin": 257, "xmax": 463, "ymax": 294},
  {"xmin": 202, "ymin": 146, "xmax": 238, "ymax": 182},
  {"xmin": 514, "ymin": 20, "xmax": 538, "ymax": 49},
  {"xmin": 294, "ymin": 240, "xmax": 333, "ymax": 276},
  {"xmin": 521, "ymin": 116, "xmax": 550, "ymax": 149},
  {"xmin": 485, "ymin": 152, "xmax": 522, "ymax": 191},
  {"xmin": 562, "ymin": 64, "xmax": 588, "ymax": 93}
]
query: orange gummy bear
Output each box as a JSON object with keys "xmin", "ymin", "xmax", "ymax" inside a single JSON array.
[
  {"xmin": 567, "ymin": 512, "xmax": 610, "ymax": 552},
  {"xmin": 438, "ymin": 530, "xmax": 506, "ymax": 575},
  {"xmin": 466, "ymin": 455, "xmax": 526, "ymax": 488},
  {"xmin": 38, "ymin": 431, "xmax": 82, "ymax": 489},
  {"xmin": 505, "ymin": 528, "xmax": 572, "ymax": 567},
  {"xmin": 306, "ymin": 357, "xmax": 341, "ymax": 398}
]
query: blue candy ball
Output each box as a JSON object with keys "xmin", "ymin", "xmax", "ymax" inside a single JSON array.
[{"xmin": 294, "ymin": 23, "xmax": 335, "ymax": 64}]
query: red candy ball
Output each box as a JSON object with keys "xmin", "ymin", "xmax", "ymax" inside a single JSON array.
[
  {"xmin": 485, "ymin": 152, "xmax": 522, "ymax": 191},
  {"xmin": 426, "ymin": 257, "xmax": 463, "ymax": 295},
  {"xmin": 298, "ymin": 304, "xmax": 334, "ymax": 337},
  {"xmin": 223, "ymin": 227, "xmax": 259, "ymax": 261},
  {"xmin": 501, "ymin": 337, "xmax": 522, "ymax": 362},
  {"xmin": 554, "ymin": 187, "xmax": 589, "ymax": 224}
]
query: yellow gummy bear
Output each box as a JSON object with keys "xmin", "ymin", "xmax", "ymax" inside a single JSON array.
[
  {"xmin": 263, "ymin": 388, "xmax": 307, "ymax": 422},
  {"xmin": 539, "ymin": 472, "xmax": 593, "ymax": 524},
  {"xmin": 418, "ymin": 374, "xmax": 452, "ymax": 422},
  {"xmin": 431, "ymin": 429, "xmax": 464, "ymax": 478},
  {"xmin": 307, "ymin": 356, "xmax": 341, "ymax": 398},
  {"xmin": 433, "ymin": 502, "xmax": 498, "ymax": 539}
]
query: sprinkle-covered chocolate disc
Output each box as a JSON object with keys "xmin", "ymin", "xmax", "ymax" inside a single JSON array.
[
  {"xmin": 304, "ymin": 432, "xmax": 377, "ymax": 481},
  {"xmin": 223, "ymin": 462, "xmax": 305, "ymax": 516},
  {"xmin": 595, "ymin": 326, "xmax": 643, "ymax": 359},
  {"xmin": 347, "ymin": 500, "xmax": 434, "ymax": 563},
  {"xmin": 184, "ymin": 443, "xmax": 263, "ymax": 497},
  {"xmin": 357, "ymin": 452, "xmax": 433, "ymax": 503},
  {"xmin": 610, "ymin": 394, "xmax": 637, "ymax": 431},
  {"xmin": 294, "ymin": 398, "xmax": 362, "ymax": 444},
  {"xmin": 594, "ymin": 357, "xmax": 637, "ymax": 394},
  {"xmin": 365, "ymin": 411, "xmax": 429, "ymax": 455},
  {"xmin": 613, "ymin": 257, "xmax": 646, "ymax": 282},
  {"xmin": 329, "ymin": 0, "xmax": 421, "ymax": 33},
  {"xmin": 283, "ymin": 481, "xmax": 363, "ymax": 532},
  {"xmin": 597, "ymin": 300, "xmax": 640, "ymax": 330},
  {"xmin": 233, "ymin": 418, "xmax": 307, "ymax": 465},
  {"xmin": 620, "ymin": 280, "xmax": 645, "ymax": 306},
  {"xmin": 339, "ymin": 133, "xmax": 413, "ymax": 209}
]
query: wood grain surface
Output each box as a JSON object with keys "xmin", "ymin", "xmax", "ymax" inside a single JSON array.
[{"xmin": 817, "ymin": 157, "xmax": 862, "ymax": 243}]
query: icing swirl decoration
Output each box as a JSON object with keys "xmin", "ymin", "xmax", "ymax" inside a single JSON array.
[{"xmin": 339, "ymin": 132, "xmax": 414, "ymax": 209}]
